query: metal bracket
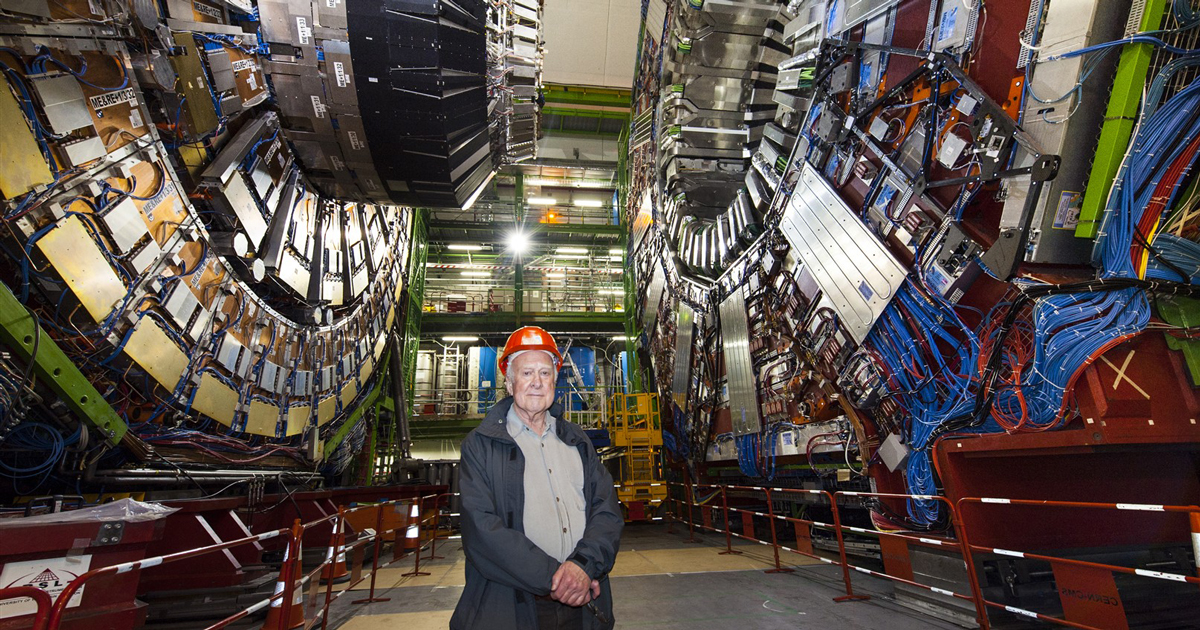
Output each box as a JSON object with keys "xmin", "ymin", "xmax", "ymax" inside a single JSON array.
[{"xmin": 92, "ymin": 522, "xmax": 125, "ymax": 546}]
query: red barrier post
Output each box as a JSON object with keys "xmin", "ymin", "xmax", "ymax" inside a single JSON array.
[
  {"xmin": 686, "ymin": 481, "xmax": 700, "ymax": 543},
  {"xmin": 718, "ymin": 486, "xmax": 742, "ymax": 555},
  {"xmin": 763, "ymin": 488, "xmax": 793, "ymax": 574},
  {"xmin": 352, "ymin": 501, "xmax": 392, "ymax": 605},
  {"xmin": 0, "ymin": 586, "xmax": 52, "ymax": 630},
  {"xmin": 318, "ymin": 509, "xmax": 346, "ymax": 630},
  {"xmin": 402, "ymin": 495, "xmax": 431, "ymax": 577},
  {"xmin": 949, "ymin": 501, "xmax": 992, "ymax": 630},
  {"xmin": 426, "ymin": 494, "xmax": 445, "ymax": 561},
  {"xmin": 275, "ymin": 519, "xmax": 305, "ymax": 630},
  {"xmin": 828, "ymin": 492, "xmax": 869, "ymax": 602}
]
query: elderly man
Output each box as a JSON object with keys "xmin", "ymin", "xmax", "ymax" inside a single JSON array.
[{"xmin": 451, "ymin": 326, "xmax": 622, "ymax": 630}]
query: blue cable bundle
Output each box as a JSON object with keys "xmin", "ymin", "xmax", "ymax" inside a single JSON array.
[{"xmin": 865, "ymin": 281, "xmax": 981, "ymax": 525}]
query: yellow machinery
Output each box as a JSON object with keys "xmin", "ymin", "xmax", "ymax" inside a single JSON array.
[{"xmin": 606, "ymin": 393, "xmax": 667, "ymax": 521}]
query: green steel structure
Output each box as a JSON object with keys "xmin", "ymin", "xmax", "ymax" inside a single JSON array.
[
  {"xmin": 1077, "ymin": 0, "xmax": 1169, "ymax": 238},
  {"xmin": 0, "ymin": 282, "xmax": 127, "ymax": 445}
]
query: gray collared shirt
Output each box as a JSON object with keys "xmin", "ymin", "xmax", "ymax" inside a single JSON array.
[{"xmin": 506, "ymin": 406, "xmax": 587, "ymax": 563}]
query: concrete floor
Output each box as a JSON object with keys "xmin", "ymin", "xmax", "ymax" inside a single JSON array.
[{"xmin": 323, "ymin": 523, "xmax": 964, "ymax": 629}]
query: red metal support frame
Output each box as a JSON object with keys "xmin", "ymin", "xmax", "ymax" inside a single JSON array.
[
  {"xmin": 763, "ymin": 488, "xmax": 794, "ymax": 574},
  {"xmin": 0, "ymin": 586, "xmax": 52, "ymax": 630},
  {"xmin": 402, "ymin": 495, "xmax": 432, "ymax": 577},
  {"xmin": 717, "ymin": 486, "xmax": 742, "ymax": 555},
  {"xmin": 351, "ymin": 502, "xmax": 392, "ymax": 606},
  {"xmin": 426, "ymin": 494, "xmax": 446, "ymax": 561},
  {"xmin": 957, "ymin": 497, "xmax": 1200, "ymax": 630}
]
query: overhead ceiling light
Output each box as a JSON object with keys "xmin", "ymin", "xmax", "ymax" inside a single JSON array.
[
  {"xmin": 461, "ymin": 271, "xmax": 491, "ymax": 277},
  {"xmin": 442, "ymin": 336, "xmax": 479, "ymax": 342},
  {"xmin": 527, "ymin": 197, "xmax": 557, "ymax": 206},
  {"xmin": 573, "ymin": 199, "xmax": 604, "ymax": 208},
  {"xmin": 608, "ymin": 249, "xmax": 623, "ymax": 256},
  {"xmin": 556, "ymin": 247, "xmax": 588, "ymax": 254},
  {"xmin": 506, "ymin": 230, "xmax": 530, "ymax": 255},
  {"xmin": 446, "ymin": 244, "xmax": 484, "ymax": 251}
]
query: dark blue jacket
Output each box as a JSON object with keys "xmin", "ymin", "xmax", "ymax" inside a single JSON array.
[{"xmin": 451, "ymin": 397, "xmax": 622, "ymax": 629}]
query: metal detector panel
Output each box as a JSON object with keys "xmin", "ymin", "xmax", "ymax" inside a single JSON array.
[
  {"xmin": 720, "ymin": 287, "xmax": 760, "ymax": 436},
  {"xmin": 671, "ymin": 303, "xmax": 694, "ymax": 410},
  {"xmin": 642, "ymin": 265, "xmax": 668, "ymax": 331},
  {"xmin": 778, "ymin": 164, "xmax": 906, "ymax": 344}
]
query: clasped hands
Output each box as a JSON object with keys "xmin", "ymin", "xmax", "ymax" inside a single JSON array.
[{"xmin": 550, "ymin": 560, "xmax": 600, "ymax": 607}]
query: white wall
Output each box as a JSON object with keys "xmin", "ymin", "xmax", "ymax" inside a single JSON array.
[{"xmin": 542, "ymin": 0, "xmax": 639, "ymax": 88}]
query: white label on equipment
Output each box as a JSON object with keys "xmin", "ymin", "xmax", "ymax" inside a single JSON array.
[
  {"xmin": 0, "ymin": 555, "xmax": 92, "ymax": 619},
  {"xmin": 296, "ymin": 17, "xmax": 311, "ymax": 45},
  {"xmin": 329, "ymin": 155, "xmax": 344, "ymax": 171},
  {"xmin": 89, "ymin": 88, "xmax": 137, "ymax": 111},
  {"xmin": 326, "ymin": 0, "xmax": 339, "ymax": 7},
  {"xmin": 311, "ymin": 95, "xmax": 326, "ymax": 119},
  {"xmin": 333, "ymin": 61, "xmax": 349, "ymax": 88},
  {"xmin": 348, "ymin": 130, "xmax": 363, "ymax": 151},
  {"xmin": 193, "ymin": 1, "xmax": 222, "ymax": 19},
  {"xmin": 232, "ymin": 59, "xmax": 256, "ymax": 73},
  {"xmin": 129, "ymin": 107, "xmax": 144, "ymax": 129},
  {"xmin": 247, "ymin": 72, "xmax": 257, "ymax": 91}
]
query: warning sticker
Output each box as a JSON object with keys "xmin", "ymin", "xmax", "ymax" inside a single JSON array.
[
  {"xmin": 1053, "ymin": 190, "xmax": 1082, "ymax": 229},
  {"xmin": 88, "ymin": 88, "xmax": 137, "ymax": 111},
  {"xmin": 0, "ymin": 555, "xmax": 92, "ymax": 619}
]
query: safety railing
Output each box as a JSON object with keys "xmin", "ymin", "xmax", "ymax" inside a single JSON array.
[
  {"xmin": 37, "ymin": 491, "xmax": 456, "ymax": 630},
  {"xmin": 410, "ymin": 386, "xmax": 615, "ymax": 429},
  {"xmin": 0, "ymin": 586, "xmax": 51, "ymax": 630},
  {"xmin": 661, "ymin": 482, "xmax": 1200, "ymax": 630},
  {"xmin": 956, "ymin": 497, "xmax": 1200, "ymax": 630}
]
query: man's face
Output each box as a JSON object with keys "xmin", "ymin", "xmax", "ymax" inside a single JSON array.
[{"xmin": 505, "ymin": 351, "xmax": 557, "ymax": 417}]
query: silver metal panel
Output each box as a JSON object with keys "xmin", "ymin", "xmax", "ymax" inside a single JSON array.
[
  {"xmin": 31, "ymin": 74, "xmax": 92, "ymax": 134},
  {"xmin": 672, "ymin": 304, "xmax": 694, "ymax": 410},
  {"xmin": 642, "ymin": 265, "xmax": 668, "ymax": 331},
  {"xmin": 778, "ymin": 165, "xmax": 907, "ymax": 344},
  {"xmin": 835, "ymin": 0, "xmax": 903, "ymax": 36},
  {"xmin": 720, "ymin": 287, "xmax": 760, "ymax": 436},
  {"xmin": 100, "ymin": 197, "xmax": 149, "ymax": 254}
]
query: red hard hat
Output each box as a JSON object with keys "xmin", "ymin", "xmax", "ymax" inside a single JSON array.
[{"xmin": 498, "ymin": 326, "xmax": 562, "ymax": 376}]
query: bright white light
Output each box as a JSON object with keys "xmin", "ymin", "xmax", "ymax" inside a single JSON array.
[
  {"xmin": 445, "ymin": 294, "xmax": 468, "ymax": 299},
  {"xmin": 461, "ymin": 271, "xmax": 491, "ymax": 277},
  {"xmin": 442, "ymin": 336, "xmax": 479, "ymax": 342},
  {"xmin": 608, "ymin": 249, "xmax": 623, "ymax": 256},
  {"xmin": 506, "ymin": 230, "xmax": 530, "ymax": 255},
  {"xmin": 556, "ymin": 247, "xmax": 588, "ymax": 255},
  {"xmin": 573, "ymin": 199, "xmax": 604, "ymax": 208},
  {"xmin": 527, "ymin": 197, "xmax": 557, "ymax": 206},
  {"xmin": 573, "ymin": 181, "xmax": 612, "ymax": 189},
  {"xmin": 526, "ymin": 178, "xmax": 557, "ymax": 186},
  {"xmin": 447, "ymin": 244, "xmax": 484, "ymax": 251},
  {"xmin": 599, "ymin": 289, "xmax": 624, "ymax": 295},
  {"xmin": 607, "ymin": 256, "xmax": 623, "ymax": 262},
  {"xmin": 612, "ymin": 335, "xmax": 628, "ymax": 341},
  {"xmin": 545, "ymin": 272, "xmax": 565, "ymax": 278}
]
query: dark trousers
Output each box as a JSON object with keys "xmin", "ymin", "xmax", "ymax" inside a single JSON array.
[{"xmin": 536, "ymin": 596, "xmax": 583, "ymax": 630}]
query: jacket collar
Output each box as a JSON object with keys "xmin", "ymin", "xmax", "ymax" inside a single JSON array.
[{"xmin": 478, "ymin": 396, "xmax": 569, "ymax": 442}]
